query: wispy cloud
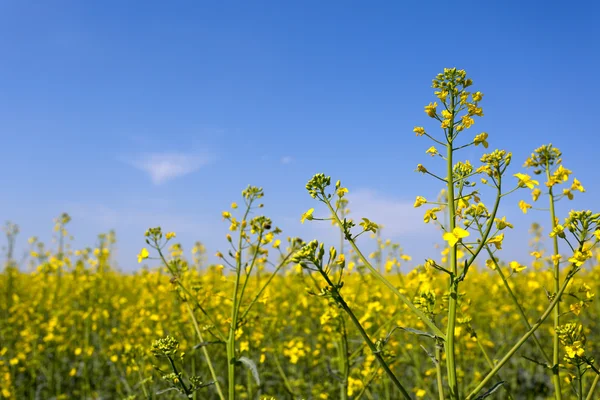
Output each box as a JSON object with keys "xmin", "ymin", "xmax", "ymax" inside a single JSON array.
[
  {"xmin": 347, "ymin": 189, "xmax": 430, "ymax": 237},
  {"xmin": 280, "ymin": 156, "xmax": 293, "ymax": 165},
  {"xmin": 127, "ymin": 152, "xmax": 213, "ymax": 184},
  {"xmin": 290, "ymin": 188, "xmax": 432, "ymax": 245}
]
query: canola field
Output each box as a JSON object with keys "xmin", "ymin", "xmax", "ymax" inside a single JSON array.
[{"xmin": 2, "ymin": 69, "xmax": 599, "ymax": 400}]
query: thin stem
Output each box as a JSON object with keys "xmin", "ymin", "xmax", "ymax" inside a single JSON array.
[
  {"xmin": 578, "ymin": 365, "xmax": 584, "ymax": 400},
  {"xmin": 465, "ymin": 265, "xmax": 579, "ymax": 399},
  {"xmin": 445, "ymin": 93, "xmax": 459, "ymax": 400},
  {"xmin": 317, "ymin": 269, "xmax": 412, "ymax": 399},
  {"xmin": 435, "ymin": 343, "xmax": 445, "ymax": 400},
  {"xmin": 585, "ymin": 370, "xmax": 600, "ymax": 400},
  {"xmin": 482, "ymin": 237, "xmax": 551, "ymax": 365},
  {"xmin": 185, "ymin": 303, "xmax": 226, "ymax": 400},
  {"xmin": 323, "ymin": 197, "xmax": 446, "ymax": 340},
  {"xmin": 475, "ymin": 336, "xmax": 514, "ymax": 400},
  {"xmin": 547, "ymin": 160, "xmax": 563, "ymax": 400}
]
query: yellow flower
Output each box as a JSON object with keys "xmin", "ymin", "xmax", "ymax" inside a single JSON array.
[
  {"xmin": 461, "ymin": 115, "xmax": 474, "ymax": 128},
  {"xmin": 137, "ymin": 248, "xmax": 149, "ymax": 263},
  {"xmin": 550, "ymin": 225, "xmax": 565, "ymax": 239},
  {"xmin": 423, "ymin": 208, "xmax": 441, "ymax": 223},
  {"xmin": 486, "ymin": 234, "xmax": 504, "ymax": 250},
  {"xmin": 562, "ymin": 188, "xmax": 573, "ymax": 200},
  {"xmin": 568, "ymin": 248, "xmax": 592, "ymax": 266},
  {"xmin": 231, "ymin": 202, "xmax": 238, "ymax": 209},
  {"xmin": 530, "ymin": 251, "xmax": 542, "ymax": 259},
  {"xmin": 435, "ymin": 90, "xmax": 449, "ymax": 100},
  {"xmin": 472, "ymin": 91, "xmax": 483, "ymax": 102},
  {"xmin": 443, "ymin": 227, "xmax": 470, "ymax": 247},
  {"xmin": 222, "ymin": 211, "xmax": 232, "ymax": 219},
  {"xmin": 571, "ymin": 178, "xmax": 585, "ymax": 192},
  {"xmin": 485, "ymin": 259, "xmax": 496, "ymax": 270},
  {"xmin": 425, "ymin": 146, "xmax": 438, "ymax": 156},
  {"xmin": 552, "ymin": 254, "xmax": 562, "ymax": 265},
  {"xmin": 413, "ymin": 126, "xmax": 426, "ymax": 136},
  {"xmin": 553, "ymin": 165, "xmax": 571, "ymax": 182},
  {"xmin": 424, "ymin": 102, "xmax": 438, "ymax": 118},
  {"xmin": 565, "ymin": 341, "xmax": 585, "ymax": 359},
  {"xmin": 514, "ymin": 173, "xmax": 539, "ymax": 189},
  {"xmin": 473, "ymin": 132, "xmax": 488, "ymax": 148},
  {"xmin": 441, "ymin": 110, "xmax": 452, "ymax": 119},
  {"xmin": 414, "ymin": 196, "xmax": 427, "ymax": 208},
  {"xmin": 531, "ymin": 188, "xmax": 542, "ymax": 202},
  {"xmin": 416, "ymin": 389, "xmax": 427, "ymax": 398},
  {"xmin": 165, "ymin": 232, "xmax": 176, "ymax": 240},
  {"xmin": 509, "ymin": 261, "xmax": 526, "ymax": 273},
  {"xmin": 337, "ymin": 187, "xmax": 349, "ymax": 197},
  {"xmin": 416, "ymin": 164, "xmax": 428, "ymax": 173},
  {"xmin": 301, "ymin": 208, "xmax": 315, "ymax": 224},
  {"xmin": 518, "ymin": 200, "xmax": 532, "ymax": 214}
]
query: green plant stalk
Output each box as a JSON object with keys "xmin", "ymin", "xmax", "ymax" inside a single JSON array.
[
  {"xmin": 546, "ymin": 161, "xmax": 563, "ymax": 400},
  {"xmin": 323, "ymin": 197, "xmax": 446, "ymax": 340},
  {"xmin": 136, "ymin": 365, "xmax": 150, "ymax": 399},
  {"xmin": 445, "ymin": 116, "xmax": 460, "ymax": 400},
  {"xmin": 154, "ymin": 247, "xmax": 226, "ymax": 399},
  {"xmin": 465, "ymin": 265, "xmax": 578, "ymax": 399},
  {"xmin": 577, "ymin": 365, "xmax": 584, "ymax": 400},
  {"xmin": 238, "ymin": 250, "xmax": 293, "ymax": 322},
  {"xmin": 585, "ymin": 371, "xmax": 600, "ymax": 400},
  {"xmin": 483, "ymin": 244, "xmax": 552, "ymax": 365},
  {"xmin": 227, "ymin": 206, "xmax": 252, "ymax": 400},
  {"xmin": 338, "ymin": 317, "xmax": 350, "ymax": 400},
  {"xmin": 317, "ymin": 268, "xmax": 412, "ymax": 399},
  {"xmin": 475, "ymin": 335, "xmax": 514, "ymax": 400},
  {"xmin": 185, "ymin": 302, "xmax": 226, "ymax": 400},
  {"xmin": 273, "ymin": 353, "xmax": 298, "ymax": 397},
  {"xmin": 155, "ymin": 246, "xmax": 226, "ymax": 343},
  {"xmin": 167, "ymin": 355, "xmax": 191, "ymax": 396},
  {"xmin": 435, "ymin": 343, "xmax": 445, "ymax": 400}
]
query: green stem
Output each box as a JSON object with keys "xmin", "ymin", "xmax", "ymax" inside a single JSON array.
[
  {"xmin": 167, "ymin": 355, "xmax": 191, "ymax": 396},
  {"xmin": 435, "ymin": 343, "xmax": 445, "ymax": 400},
  {"xmin": 338, "ymin": 317, "xmax": 350, "ymax": 400},
  {"xmin": 238, "ymin": 249, "xmax": 294, "ymax": 322},
  {"xmin": 323, "ymin": 198, "xmax": 446, "ymax": 340},
  {"xmin": 484, "ymin": 244, "xmax": 552, "ymax": 365},
  {"xmin": 465, "ymin": 265, "xmax": 579, "ymax": 399},
  {"xmin": 445, "ymin": 100, "xmax": 459, "ymax": 400},
  {"xmin": 227, "ymin": 206, "xmax": 252, "ymax": 400},
  {"xmin": 317, "ymin": 269, "xmax": 412, "ymax": 399},
  {"xmin": 475, "ymin": 336, "xmax": 514, "ymax": 400},
  {"xmin": 585, "ymin": 370, "xmax": 600, "ymax": 400},
  {"xmin": 185, "ymin": 303, "xmax": 226, "ymax": 400},
  {"xmin": 273, "ymin": 353, "xmax": 298, "ymax": 397},
  {"xmin": 547, "ymin": 161, "xmax": 563, "ymax": 400},
  {"xmin": 578, "ymin": 365, "xmax": 584, "ymax": 400}
]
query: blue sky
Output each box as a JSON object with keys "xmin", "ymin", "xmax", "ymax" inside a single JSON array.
[{"xmin": 1, "ymin": 1, "xmax": 598, "ymax": 271}]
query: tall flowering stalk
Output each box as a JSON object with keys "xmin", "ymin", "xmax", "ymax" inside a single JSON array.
[
  {"xmin": 299, "ymin": 68, "xmax": 599, "ymax": 399},
  {"xmin": 519, "ymin": 145, "xmax": 595, "ymax": 399}
]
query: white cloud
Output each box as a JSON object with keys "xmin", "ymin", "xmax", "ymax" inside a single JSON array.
[
  {"xmin": 290, "ymin": 189, "xmax": 432, "ymax": 246},
  {"xmin": 128, "ymin": 153, "xmax": 212, "ymax": 184},
  {"xmin": 280, "ymin": 156, "xmax": 293, "ymax": 165},
  {"xmin": 345, "ymin": 189, "xmax": 431, "ymax": 237}
]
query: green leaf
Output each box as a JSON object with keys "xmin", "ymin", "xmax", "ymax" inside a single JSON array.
[
  {"xmin": 238, "ymin": 356, "xmax": 261, "ymax": 386},
  {"xmin": 400, "ymin": 327, "xmax": 437, "ymax": 340},
  {"xmin": 474, "ymin": 381, "xmax": 505, "ymax": 400}
]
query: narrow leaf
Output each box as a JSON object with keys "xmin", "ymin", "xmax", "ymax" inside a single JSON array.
[
  {"xmin": 474, "ymin": 381, "xmax": 505, "ymax": 400},
  {"xmin": 238, "ymin": 356, "xmax": 261, "ymax": 386}
]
